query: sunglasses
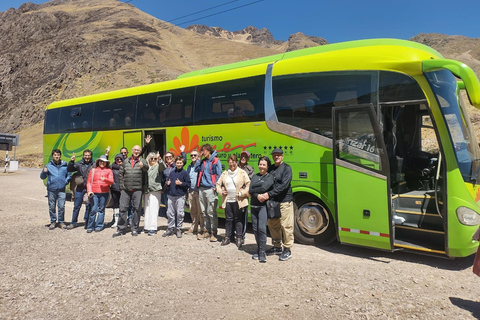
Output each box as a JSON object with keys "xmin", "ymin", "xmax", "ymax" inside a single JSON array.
[{"xmin": 190, "ymin": 154, "xmax": 198, "ymax": 158}]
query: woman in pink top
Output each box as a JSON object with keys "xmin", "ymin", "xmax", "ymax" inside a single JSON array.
[{"xmin": 86, "ymin": 155, "xmax": 114, "ymax": 233}]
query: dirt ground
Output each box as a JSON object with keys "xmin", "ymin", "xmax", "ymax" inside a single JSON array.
[{"xmin": 1, "ymin": 169, "xmax": 480, "ymax": 319}]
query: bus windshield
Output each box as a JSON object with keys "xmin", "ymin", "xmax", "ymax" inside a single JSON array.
[{"xmin": 426, "ymin": 69, "xmax": 480, "ymax": 183}]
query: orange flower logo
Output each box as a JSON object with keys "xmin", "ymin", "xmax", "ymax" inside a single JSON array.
[{"xmin": 169, "ymin": 127, "xmax": 200, "ymax": 155}]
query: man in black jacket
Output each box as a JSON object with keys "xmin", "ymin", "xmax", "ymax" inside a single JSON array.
[
  {"xmin": 66, "ymin": 149, "xmax": 94, "ymax": 229},
  {"xmin": 258, "ymin": 148, "xmax": 294, "ymax": 261},
  {"xmin": 113, "ymin": 145, "xmax": 148, "ymax": 237}
]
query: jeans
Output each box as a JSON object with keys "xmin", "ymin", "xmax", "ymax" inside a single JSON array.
[
  {"xmin": 198, "ymin": 187, "xmax": 218, "ymax": 234},
  {"xmin": 118, "ymin": 190, "xmax": 143, "ymax": 232},
  {"xmin": 48, "ymin": 190, "xmax": 66, "ymax": 223},
  {"xmin": 87, "ymin": 192, "xmax": 109, "ymax": 231},
  {"xmin": 72, "ymin": 188, "xmax": 91, "ymax": 226},
  {"xmin": 224, "ymin": 202, "xmax": 243, "ymax": 239},
  {"xmin": 251, "ymin": 205, "xmax": 268, "ymax": 253},
  {"xmin": 167, "ymin": 195, "xmax": 186, "ymax": 230}
]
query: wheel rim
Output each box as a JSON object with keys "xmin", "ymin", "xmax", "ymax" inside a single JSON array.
[{"xmin": 296, "ymin": 202, "xmax": 330, "ymax": 236}]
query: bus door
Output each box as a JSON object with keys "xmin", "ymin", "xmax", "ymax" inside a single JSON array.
[
  {"xmin": 144, "ymin": 130, "xmax": 166, "ymax": 156},
  {"xmin": 332, "ymin": 105, "xmax": 393, "ymax": 250},
  {"xmin": 123, "ymin": 130, "xmax": 143, "ymax": 152}
]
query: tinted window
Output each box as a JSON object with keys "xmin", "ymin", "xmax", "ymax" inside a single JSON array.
[
  {"xmin": 44, "ymin": 108, "xmax": 61, "ymax": 134},
  {"xmin": 273, "ymin": 72, "xmax": 376, "ymax": 138},
  {"xmin": 137, "ymin": 87, "xmax": 194, "ymax": 128},
  {"xmin": 58, "ymin": 103, "xmax": 94, "ymax": 132},
  {"xmin": 379, "ymin": 71, "xmax": 425, "ymax": 103},
  {"xmin": 93, "ymin": 96, "xmax": 137, "ymax": 130},
  {"xmin": 194, "ymin": 76, "xmax": 265, "ymax": 124}
]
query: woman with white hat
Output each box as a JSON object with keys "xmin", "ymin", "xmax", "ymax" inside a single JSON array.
[{"xmin": 86, "ymin": 155, "xmax": 114, "ymax": 233}]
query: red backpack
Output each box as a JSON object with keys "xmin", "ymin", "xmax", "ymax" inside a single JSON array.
[{"xmin": 196, "ymin": 157, "xmax": 219, "ymax": 188}]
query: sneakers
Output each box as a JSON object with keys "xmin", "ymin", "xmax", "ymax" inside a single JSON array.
[
  {"xmin": 176, "ymin": 229, "xmax": 183, "ymax": 238},
  {"xmin": 266, "ymin": 246, "xmax": 282, "ymax": 255},
  {"xmin": 252, "ymin": 252, "xmax": 259, "ymax": 260},
  {"xmin": 209, "ymin": 232, "xmax": 217, "ymax": 242},
  {"xmin": 65, "ymin": 224, "xmax": 75, "ymax": 230},
  {"xmin": 86, "ymin": 229, "xmax": 93, "ymax": 233},
  {"xmin": 162, "ymin": 229, "xmax": 175, "ymax": 237},
  {"xmin": 131, "ymin": 230, "xmax": 139, "ymax": 236},
  {"xmin": 147, "ymin": 230, "xmax": 156, "ymax": 236},
  {"xmin": 197, "ymin": 232, "xmax": 209, "ymax": 240},
  {"xmin": 221, "ymin": 238, "xmax": 231, "ymax": 246},
  {"xmin": 59, "ymin": 223, "xmax": 67, "ymax": 229},
  {"xmin": 185, "ymin": 228, "xmax": 194, "ymax": 234},
  {"xmin": 112, "ymin": 231, "xmax": 125, "ymax": 238},
  {"xmin": 279, "ymin": 248, "xmax": 292, "ymax": 261},
  {"xmin": 48, "ymin": 222, "xmax": 56, "ymax": 230}
]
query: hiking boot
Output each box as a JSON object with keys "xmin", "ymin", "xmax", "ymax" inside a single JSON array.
[
  {"xmin": 86, "ymin": 229, "xmax": 93, "ymax": 233},
  {"xmin": 176, "ymin": 229, "xmax": 183, "ymax": 238},
  {"xmin": 279, "ymin": 248, "xmax": 292, "ymax": 261},
  {"xmin": 235, "ymin": 237, "xmax": 244, "ymax": 249},
  {"xmin": 59, "ymin": 223, "xmax": 67, "ymax": 229},
  {"xmin": 162, "ymin": 229, "xmax": 175, "ymax": 237},
  {"xmin": 266, "ymin": 246, "xmax": 282, "ymax": 256},
  {"xmin": 258, "ymin": 251, "xmax": 267, "ymax": 263},
  {"xmin": 65, "ymin": 224, "xmax": 75, "ymax": 230},
  {"xmin": 221, "ymin": 238, "xmax": 230, "ymax": 246},
  {"xmin": 112, "ymin": 230, "xmax": 125, "ymax": 238},
  {"xmin": 49, "ymin": 222, "xmax": 56, "ymax": 230},
  {"xmin": 131, "ymin": 230, "xmax": 139, "ymax": 236},
  {"xmin": 209, "ymin": 232, "xmax": 217, "ymax": 242}
]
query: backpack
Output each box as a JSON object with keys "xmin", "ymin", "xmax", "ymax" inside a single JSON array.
[{"xmin": 196, "ymin": 157, "xmax": 219, "ymax": 188}]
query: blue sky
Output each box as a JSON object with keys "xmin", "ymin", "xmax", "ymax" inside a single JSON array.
[{"xmin": 1, "ymin": 0, "xmax": 479, "ymax": 43}]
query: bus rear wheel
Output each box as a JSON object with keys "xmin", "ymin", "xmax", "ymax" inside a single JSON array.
[{"xmin": 293, "ymin": 197, "xmax": 336, "ymax": 246}]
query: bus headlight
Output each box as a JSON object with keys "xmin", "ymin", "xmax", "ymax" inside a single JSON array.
[{"xmin": 456, "ymin": 207, "xmax": 480, "ymax": 225}]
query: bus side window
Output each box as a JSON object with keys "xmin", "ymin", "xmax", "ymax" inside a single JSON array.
[
  {"xmin": 194, "ymin": 75, "xmax": 265, "ymax": 125},
  {"xmin": 273, "ymin": 72, "xmax": 377, "ymax": 138},
  {"xmin": 58, "ymin": 103, "xmax": 94, "ymax": 133},
  {"xmin": 92, "ymin": 97, "xmax": 137, "ymax": 131},
  {"xmin": 44, "ymin": 108, "xmax": 61, "ymax": 134}
]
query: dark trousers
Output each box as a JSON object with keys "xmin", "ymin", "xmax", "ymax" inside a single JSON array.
[
  {"xmin": 225, "ymin": 202, "xmax": 243, "ymax": 239},
  {"xmin": 251, "ymin": 205, "xmax": 268, "ymax": 253},
  {"xmin": 118, "ymin": 190, "xmax": 142, "ymax": 232}
]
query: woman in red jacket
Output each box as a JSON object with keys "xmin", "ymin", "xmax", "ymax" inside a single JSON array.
[{"xmin": 86, "ymin": 155, "xmax": 114, "ymax": 233}]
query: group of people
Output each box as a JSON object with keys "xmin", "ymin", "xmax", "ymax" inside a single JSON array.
[{"xmin": 40, "ymin": 136, "xmax": 294, "ymax": 262}]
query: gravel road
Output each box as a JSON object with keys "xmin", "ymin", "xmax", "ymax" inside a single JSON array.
[{"xmin": 1, "ymin": 169, "xmax": 480, "ymax": 319}]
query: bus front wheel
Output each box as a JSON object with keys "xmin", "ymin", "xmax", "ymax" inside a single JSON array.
[{"xmin": 293, "ymin": 196, "xmax": 336, "ymax": 246}]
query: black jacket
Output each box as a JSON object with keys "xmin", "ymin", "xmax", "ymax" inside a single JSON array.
[
  {"xmin": 249, "ymin": 172, "xmax": 274, "ymax": 206},
  {"xmin": 67, "ymin": 158, "xmax": 94, "ymax": 191},
  {"xmin": 267, "ymin": 162, "xmax": 293, "ymax": 203}
]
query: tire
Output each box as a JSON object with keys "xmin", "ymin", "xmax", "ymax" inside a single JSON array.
[{"xmin": 293, "ymin": 195, "xmax": 336, "ymax": 246}]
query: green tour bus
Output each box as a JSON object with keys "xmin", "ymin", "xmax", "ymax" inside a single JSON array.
[{"xmin": 43, "ymin": 38, "xmax": 480, "ymax": 258}]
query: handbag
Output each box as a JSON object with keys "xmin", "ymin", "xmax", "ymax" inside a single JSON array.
[
  {"xmin": 105, "ymin": 190, "xmax": 114, "ymax": 208},
  {"xmin": 83, "ymin": 168, "xmax": 95, "ymax": 204},
  {"xmin": 266, "ymin": 199, "xmax": 281, "ymax": 219}
]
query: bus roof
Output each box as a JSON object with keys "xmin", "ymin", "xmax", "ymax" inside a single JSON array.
[
  {"xmin": 47, "ymin": 38, "xmax": 444, "ymax": 110},
  {"xmin": 176, "ymin": 38, "xmax": 443, "ymax": 79}
]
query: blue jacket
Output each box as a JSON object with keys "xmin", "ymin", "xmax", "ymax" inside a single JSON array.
[
  {"xmin": 186, "ymin": 162, "xmax": 198, "ymax": 191},
  {"xmin": 40, "ymin": 160, "xmax": 71, "ymax": 192},
  {"xmin": 194, "ymin": 150, "xmax": 222, "ymax": 188}
]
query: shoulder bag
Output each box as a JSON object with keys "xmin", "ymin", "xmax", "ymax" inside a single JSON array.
[{"xmin": 266, "ymin": 199, "xmax": 281, "ymax": 219}]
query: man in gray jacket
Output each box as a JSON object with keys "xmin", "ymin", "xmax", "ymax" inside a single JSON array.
[{"xmin": 113, "ymin": 145, "xmax": 148, "ymax": 237}]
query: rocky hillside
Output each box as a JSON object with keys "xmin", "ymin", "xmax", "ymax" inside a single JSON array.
[
  {"xmin": 411, "ymin": 33, "xmax": 480, "ymax": 77},
  {"xmin": 186, "ymin": 24, "xmax": 329, "ymax": 52},
  {"xmin": 0, "ymin": 0, "xmax": 279, "ymax": 133}
]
